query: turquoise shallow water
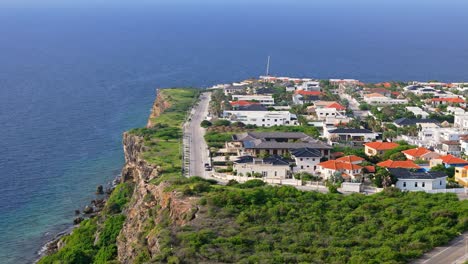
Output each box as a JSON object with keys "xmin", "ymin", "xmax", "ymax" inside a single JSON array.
[{"xmin": 1, "ymin": 2, "xmax": 468, "ymax": 263}]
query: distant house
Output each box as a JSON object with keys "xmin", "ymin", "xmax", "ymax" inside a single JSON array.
[
  {"xmin": 388, "ymin": 168, "xmax": 447, "ymax": 191},
  {"xmin": 454, "ymin": 112, "xmax": 468, "ymax": 129},
  {"xmin": 405, "ymin": 107, "xmax": 429, "ymax": 119},
  {"xmin": 291, "ymin": 148, "xmax": 322, "ymax": 173},
  {"xmin": 324, "ymin": 128, "xmax": 379, "ymax": 146},
  {"xmin": 233, "ymin": 132, "xmax": 332, "ymax": 158},
  {"xmin": 402, "ymin": 147, "xmax": 436, "ymax": 161},
  {"xmin": 393, "ymin": 118, "xmax": 440, "ymax": 128},
  {"xmin": 363, "ymin": 88, "xmax": 391, "ymax": 97},
  {"xmin": 223, "ymin": 110, "xmax": 298, "ymax": 127},
  {"xmin": 336, "ymin": 155, "xmax": 365, "ymax": 164},
  {"xmin": 363, "ymin": 93, "xmax": 408, "ymax": 105},
  {"xmin": 297, "ymin": 81, "xmax": 321, "ymax": 91},
  {"xmin": 430, "ymin": 154, "xmax": 468, "ymax": 168},
  {"xmin": 436, "ymin": 140, "xmax": 461, "ymax": 156},
  {"xmin": 454, "ymin": 166, "xmax": 468, "ymax": 187},
  {"xmin": 223, "ymin": 85, "xmax": 246, "ymax": 95},
  {"xmin": 377, "ymin": 160, "xmax": 421, "ymax": 169},
  {"xmin": 232, "ymin": 95, "xmax": 275, "ymax": 106},
  {"xmin": 364, "ymin": 142, "xmax": 399, "ymax": 156},
  {"xmin": 233, "ymin": 155, "xmax": 292, "ymax": 179},
  {"xmin": 230, "ymin": 100, "xmax": 261, "ymax": 109},
  {"xmin": 431, "ymin": 97, "xmax": 465, "ymax": 107},
  {"xmin": 292, "ymin": 90, "xmax": 322, "ymax": 105},
  {"xmin": 317, "ymin": 160, "xmax": 363, "ymax": 181}
]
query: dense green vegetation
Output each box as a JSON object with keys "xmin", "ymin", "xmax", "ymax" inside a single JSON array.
[
  {"xmin": 164, "ymin": 179, "xmax": 468, "ymax": 264},
  {"xmin": 38, "ymin": 182, "xmax": 134, "ymax": 264}
]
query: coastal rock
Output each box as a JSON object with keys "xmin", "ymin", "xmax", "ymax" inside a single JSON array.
[
  {"xmin": 74, "ymin": 209, "xmax": 80, "ymax": 215},
  {"xmin": 96, "ymin": 185, "xmax": 104, "ymax": 194},
  {"xmin": 83, "ymin": 205, "xmax": 94, "ymax": 214},
  {"xmin": 73, "ymin": 217, "xmax": 84, "ymax": 225}
]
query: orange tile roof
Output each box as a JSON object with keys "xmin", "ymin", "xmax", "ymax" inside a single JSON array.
[
  {"xmin": 402, "ymin": 147, "xmax": 432, "ymax": 158},
  {"xmin": 336, "ymin": 155, "xmax": 365, "ymax": 163},
  {"xmin": 326, "ymin": 102, "xmax": 346, "ymax": 111},
  {"xmin": 230, "ymin": 100, "xmax": 260, "ymax": 106},
  {"xmin": 364, "ymin": 166, "xmax": 376, "ymax": 173},
  {"xmin": 318, "ymin": 160, "xmax": 363, "ymax": 171},
  {"xmin": 377, "ymin": 160, "xmax": 421, "ymax": 169},
  {"xmin": 439, "ymin": 154, "xmax": 468, "ymax": 164},
  {"xmin": 364, "ymin": 142, "xmax": 399, "ymax": 151},
  {"xmin": 431, "ymin": 98, "xmax": 465, "ymax": 103},
  {"xmin": 295, "ymin": 90, "xmax": 322, "ymax": 96}
]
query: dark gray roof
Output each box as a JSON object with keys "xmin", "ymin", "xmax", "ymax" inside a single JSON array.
[
  {"xmin": 255, "ymin": 87, "xmax": 275, "ymax": 94},
  {"xmin": 291, "ymin": 148, "xmax": 322, "ymax": 158},
  {"xmin": 329, "ymin": 128, "xmax": 375, "ymax": 134},
  {"xmin": 234, "ymin": 155, "xmax": 291, "ymax": 166},
  {"xmin": 263, "ymin": 155, "xmax": 292, "ymax": 165},
  {"xmin": 233, "ymin": 132, "xmax": 332, "ymax": 150},
  {"xmin": 388, "ymin": 168, "xmax": 447, "ymax": 179},
  {"xmin": 394, "ymin": 118, "xmax": 440, "ymax": 126}
]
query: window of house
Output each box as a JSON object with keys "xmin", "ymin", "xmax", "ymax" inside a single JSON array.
[
  {"xmin": 403, "ymin": 182, "xmax": 406, "ymax": 187},
  {"xmin": 262, "ymin": 171, "xmax": 267, "ymax": 177},
  {"xmin": 300, "ymin": 158, "xmax": 303, "ymax": 161},
  {"xmin": 422, "ymin": 182, "xmax": 425, "ymax": 187},
  {"xmin": 440, "ymin": 180, "xmax": 442, "ymax": 185},
  {"xmin": 307, "ymin": 165, "xmax": 309, "ymax": 168},
  {"xmin": 312, "ymin": 158, "xmax": 315, "ymax": 161},
  {"xmin": 274, "ymin": 171, "xmax": 277, "ymax": 177},
  {"xmin": 415, "ymin": 182, "xmax": 418, "ymax": 187},
  {"xmin": 301, "ymin": 166, "xmax": 304, "ymax": 169}
]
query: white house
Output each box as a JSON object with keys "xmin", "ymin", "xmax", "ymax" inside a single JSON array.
[
  {"xmin": 324, "ymin": 128, "xmax": 379, "ymax": 146},
  {"xmin": 388, "ymin": 168, "xmax": 447, "ymax": 191},
  {"xmin": 291, "ymin": 148, "xmax": 322, "ymax": 173},
  {"xmin": 297, "ymin": 81, "xmax": 321, "ymax": 91},
  {"xmin": 363, "ymin": 93, "xmax": 408, "ymax": 105},
  {"xmin": 233, "ymin": 155, "xmax": 292, "ymax": 179},
  {"xmin": 315, "ymin": 108, "xmax": 346, "ymax": 120},
  {"xmin": 223, "ymin": 110, "xmax": 298, "ymax": 127},
  {"xmin": 405, "ymin": 106, "xmax": 429, "ymax": 119},
  {"xmin": 231, "ymin": 95, "xmax": 275, "ymax": 106},
  {"xmin": 223, "ymin": 85, "xmax": 246, "ymax": 95},
  {"xmin": 447, "ymin": 107, "xmax": 465, "ymax": 115},
  {"xmin": 418, "ymin": 127, "xmax": 468, "ymax": 147},
  {"xmin": 454, "ymin": 112, "xmax": 468, "ymax": 130}
]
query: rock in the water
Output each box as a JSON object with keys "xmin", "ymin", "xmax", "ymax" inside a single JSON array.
[
  {"xmin": 83, "ymin": 205, "xmax": 94, "ymax": 214},
  {"xmin": 74, "ymin": 209, "xmax": 80, "ymax": 215},
  {"xmin": 96, "ymin": 185, "xmax": 104, "ymax": 194},
  {"xmin": 73, "ymin": 217, "xmax": 84, "ymax": 225}
]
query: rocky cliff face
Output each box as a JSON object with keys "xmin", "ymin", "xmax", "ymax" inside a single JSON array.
[
  {"xmin": 146, "ymin": 89, "xmax": 172, "ymax": 128},
  {"xmin": 117, "ymin": 93, "xmax": 197, "ymax": 263}
]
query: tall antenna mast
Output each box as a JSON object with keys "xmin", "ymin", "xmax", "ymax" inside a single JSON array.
[{"xmin": 266, "ymin": 56, "xmax": 270, "ymax": 76}]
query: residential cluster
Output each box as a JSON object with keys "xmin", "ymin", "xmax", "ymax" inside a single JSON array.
[{"xmin": 205, "ymin": 76, "xmax": 468, "ymax": 192}]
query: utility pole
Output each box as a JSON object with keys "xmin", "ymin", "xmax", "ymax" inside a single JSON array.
[{"xmin": 266, "ymin": 56, "xmax": 271, "ymax": 76}]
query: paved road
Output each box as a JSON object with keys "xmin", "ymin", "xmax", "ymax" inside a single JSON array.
[
  {"xmin": 412, "ymin": 232, "xmax": 467, "ymax": 264},
  {"xmin": 186, "ymin": 92, "xmax": 211, "ymax": 177}
]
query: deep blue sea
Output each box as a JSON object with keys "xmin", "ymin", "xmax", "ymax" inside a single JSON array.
[{"xmin": 1, "ymin": 1, "xmax": 468, "ymax": 263}]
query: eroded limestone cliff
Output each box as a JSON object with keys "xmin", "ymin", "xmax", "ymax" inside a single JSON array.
[{"xmin": 117, "ymin": 93, "xmax": 197, "ymax": 263}]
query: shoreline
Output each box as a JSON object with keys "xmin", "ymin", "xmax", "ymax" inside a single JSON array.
[{"xmin": 34, "ymin": 174, "xmax": 122, "ymax": 262}]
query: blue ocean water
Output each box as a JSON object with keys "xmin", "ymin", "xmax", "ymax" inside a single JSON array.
[{"xmin": 1, "ymin": 2, "xmax": 468, "ymax": 263}]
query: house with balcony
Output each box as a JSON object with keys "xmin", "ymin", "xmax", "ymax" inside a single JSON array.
[
  {"xmin": 233, "ymin": 155, "xmax": 292, "ymax": 179},
  {"xmin": 290, "ymin": 148, "xmax": 322, "ymax": 173},
  {"xmin": 324, "ymin": 128, "xmax": 379, "ymax": 146},
  {"xmin": 364, "ymin": 142, "xmax": 399, "ymax": 156},
  {"xmin": 231, "ymin": 94, "xmax": 275, "ymax": 106},
  {"xmin": 222, "ymin": 110, "xmax": 298, "ymax": 127}
]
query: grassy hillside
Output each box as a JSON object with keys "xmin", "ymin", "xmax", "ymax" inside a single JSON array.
[{"xmin": 164, "ymin": 178, "xmax": 468, "ymax": 264}]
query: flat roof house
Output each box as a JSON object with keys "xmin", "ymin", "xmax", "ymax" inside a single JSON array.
[
  {"xmin": 231, "ymin": 95, "xmax": 275, "ymax": 106},
  {"xmin": 364, "ymin": 142, "xmax": 399, "ymax": 156},
  {"xmin": 388, "ymin": 168, "xmax": 447, "ymax": 191},
  {"xmin": 223, "ymin": 110, "xmax": 298, "ymax": 127},
  {"xmin": 324, "ymin": 128, "xmax": 379, "ymax": 146}
]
